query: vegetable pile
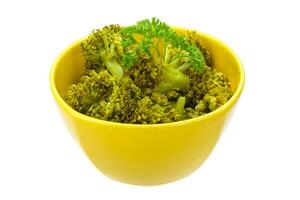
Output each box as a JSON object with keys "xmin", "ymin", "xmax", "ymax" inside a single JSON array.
[{"xmin": 65, "ymin": 18, "xmax": 232, "ymax": 124}]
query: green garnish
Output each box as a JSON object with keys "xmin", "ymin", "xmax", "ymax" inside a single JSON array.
[{"xmin": 121, "ymin": 18, "xmax": 206, "ymax": 92}]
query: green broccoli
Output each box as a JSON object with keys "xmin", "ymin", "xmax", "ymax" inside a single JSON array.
[
  {"xmin": 86, "ymin": 75, "xmax": 142, "ymax": 122},
  {"xmin": 64, "ymin": 18, "xmax": 233, "ymax": 124},
  {"xmin": 131, "ymin": 94, "xmax": 181, "ymax": 124},
  {"xmin": 121, "ymin": 18, "xmax": 206, "ymax": 92},
  {"xmin": 186, "ymin": 31, "xmax": 212, "ymax": 67},
  {"xmin": 108, "ymin": 76, "xmax": 142, "ymax": 122},
  {"xmin": 65, "ymin": 70, "xmax": 116, "ymax": 114},
  {"xmin": 184, "ymin": 67, "xmax": 233, "ymax": 116},
  {"xmin": 65, "ymin": 70, "xmax": 142, "ymax": 122},
  {"xmin": 124, "ymin": 57, "xmax": 164, "ymax": 90},
  {"xmin": 81, "ymin": 25, "xmax": 124, "ymax": 79}
]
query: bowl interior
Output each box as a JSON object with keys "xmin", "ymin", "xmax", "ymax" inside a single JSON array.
[
  {"xmin": 52, "ymin": 28, "xmax": 243, "ymax": 107},
  {"xmin": 52, "ymin": 41, "xmax": 85, "ymax": 97}
]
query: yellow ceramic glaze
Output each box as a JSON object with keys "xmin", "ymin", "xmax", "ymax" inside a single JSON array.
[{"xmin": 50, "ymin": 28, "xmax": 245, "ymax": 185}]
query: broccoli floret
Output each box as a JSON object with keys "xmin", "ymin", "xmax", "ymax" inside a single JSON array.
[
  {"xmin": 124, "ymin": 57, "xmax": 163, "ymax": 90},
  {"xmin": 65, "ymin": 70, "xmax": 116, "ymax": 114},
  {"xmin": 85, "ymin": 76, "xmax": 142, "ymax": 122},
  {"xmin": 186, "ymin": 31, "xmax": 212, "ymax": 67},
  {"xmin": 64, "ymin": 18, "xmax": 233, "ymax": 124},
  {"xmin": 121, "ymin": 18, "xmax": 206, "ymax": 93},
  {"xmin": 65, "ymin": 71, "xmax": 142, "ymax": 122},
  {"xmin": 109, "ymin": 76, "xmax": 142, "ymax": 122},
  {"xmin": 185, "ymin": 67, "xmax": 233, "ymax": 114},
  {"xmin": 131, "ymin": 95, "xmax": 181, "ymax": 124},
  {"xmin": 81, "ymin": 25, "xmax": 124, "ymax": 79}
]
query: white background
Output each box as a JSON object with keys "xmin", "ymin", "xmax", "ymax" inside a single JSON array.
[{"xmin": 0, "ymin": 0, "xmax": 299, "ymax": 199}]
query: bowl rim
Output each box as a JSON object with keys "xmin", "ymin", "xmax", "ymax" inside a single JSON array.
[{"xmin": 50, "ymin": 27, "xmax": 245, "ymax": 127}]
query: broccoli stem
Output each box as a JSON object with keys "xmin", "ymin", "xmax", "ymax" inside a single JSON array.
[
  {"xmin": 103, "ymin": 58, "xmax": 123, "ymax": 80},
  {"xmin": 175, "ymin": 96, "xmax": 186, "ymax": 117},
  {"xmin": 157, "ymin": 67, "xmax": 189, "ymax": 92},
  {"xmin": 177, "ymin": 63, "xmax": 191, "ymax": 72},
  {"xmin": 166, "ymin": 58, "xmax": 181, "ymax": 69},
  {"xmin": 163, "ymin": 44, "xmax": 172, "ymax": 63}
]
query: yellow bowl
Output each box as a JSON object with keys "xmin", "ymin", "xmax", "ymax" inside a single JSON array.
[{"xmin": 50, "ymin": 27, "xmax": 245, "ymax": 185}]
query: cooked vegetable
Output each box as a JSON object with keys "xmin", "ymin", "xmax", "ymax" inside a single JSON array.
[
  {"xmin": 131, "ymin": 93, "xmax": 181, "ymax": 124},
  {"xmin": 81, "ymin": 25, "xmax": 124, "ymax": 79},
  {"xmin": 65, "ymin": 70, "xmax": 116, "ymax": 114},
  {"xmin": 175, "ymin": 96, "xmax": 186, "ymax": 119},
  {"xmin": 65, "ymin": 18, "xmax": 233, "ymax": 124},
  {"xmin": 121, "ymin": 18, "xmax": 206, "ymax": 92}
]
